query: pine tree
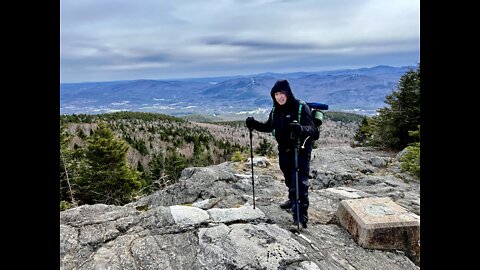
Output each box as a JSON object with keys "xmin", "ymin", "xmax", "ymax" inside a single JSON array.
[
  {"xmin": 75, "ymin": 122, "xmax": 144, "ymax": 205},
  {"xmin": 353, "ymin": 117, "xmax": 374, "ymax": 146},
  {"xmin": 373, "ymin": 64, "xmax": 420, "ymax": 150},
  {"xmin": 149, "ymin": 153, "xmax": 165, "ymax": 181},
  {"xmin": 256, "ymin": 137, "xmax": 274, "ymax": 157},
  {"xmin": 145, "ymin": 152, "xmax": 165, "ymax": 191},
  {"xmin": 60, "ymin": 124, "xmax": 77, "ymax": 208},
  {"xmin": 164, "ymin": 149, "xmax": 187, "ymax": 184}
]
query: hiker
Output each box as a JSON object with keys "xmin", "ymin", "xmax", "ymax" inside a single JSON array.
[{"xmin": 245, "ymin": 79, "xmax": 318, "ymax": 229}]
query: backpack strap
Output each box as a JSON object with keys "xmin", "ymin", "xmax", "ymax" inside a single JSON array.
[
  {"xmin": 298, "ymin": 100, "xmax": 304, "ymax": 123},
  {"xmin": 271, "ymin": 101, "xmax": 304, "ymax": 139},
  {"xmin": 296, "ymin": 101, "xmax": 304, "ymax": 145}
]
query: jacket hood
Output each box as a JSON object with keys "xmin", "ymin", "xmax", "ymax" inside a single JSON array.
[{"xmin": 270, "ymin": 79, "xmax": 296, "ymax": 108}]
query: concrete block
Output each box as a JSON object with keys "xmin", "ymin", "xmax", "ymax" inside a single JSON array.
[{"xmin": 336, "ymin": 197, "xmax": 420, "ymax": 264}]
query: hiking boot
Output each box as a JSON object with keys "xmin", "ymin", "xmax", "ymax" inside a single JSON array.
[
  {"xmin": 290, "ymin": 221, "xmax": 307, "ymax": 232},
  {"xmin": 279, "ymin": 200, "xmax": 292, "ymax": 209}
]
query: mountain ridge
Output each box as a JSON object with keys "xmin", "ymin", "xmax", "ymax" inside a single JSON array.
[{"xmin": 60, "ymin": 65, "xmax": 414, "ymax": 117}]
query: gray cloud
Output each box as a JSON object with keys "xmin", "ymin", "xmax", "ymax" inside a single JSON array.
[
  {"xmin": 200, "ymin": 36, "xmax": 319, "ymax": 50},
  {"xmin": 60, "ymin": 0, "xmax": 419, "ymax": 83}
]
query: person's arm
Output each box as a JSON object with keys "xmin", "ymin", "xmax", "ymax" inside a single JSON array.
[
  {"xmin": 246, "ymin": 110, "xmax": 273, "ymax": 133},
  {"xmin": 254, "ymin": 111, "xmax": 273, "ymax": 133}
]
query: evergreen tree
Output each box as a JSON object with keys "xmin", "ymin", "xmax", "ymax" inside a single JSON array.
[
  {"xmin": 164, "ymin": 150, "xmax": 188, "ymax": 184},
  {"xmin": 60, "ymin": 124, "xmax": 77, "ymax": 208},
  {"xmin": 256, "ymin": 137, "xmax": 274, "ymax": 157},
  {"xmin": 353, "ymin": 117, "xmax": 375, "ymax": 146},
  {"xmin": 75, "ymin": 122, "xmax": 144, "ymax": 205},
  {"xmin": 149, "ymin": 153, "xmax": 165, "ymax": 180},
  {"xmin": 373, "ymin": 64, "xmax": 420, "ymax": 150},
  {"xmin": 145, "ymin": 152, "xmax": 165, "ymax": 191},
  {"xmin": 192, "ymin": 139, "xmax": 213, "ymax": 167}
]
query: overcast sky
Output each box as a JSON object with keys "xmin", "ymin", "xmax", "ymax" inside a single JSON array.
[{"xmin": 60, "ymin": 0, "xmax": 420, "ymax": 83}]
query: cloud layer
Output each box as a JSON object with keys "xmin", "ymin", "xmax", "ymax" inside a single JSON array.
[{"xmin": 60, "ymin": 0, "xmax": 420, "ymax": 83}]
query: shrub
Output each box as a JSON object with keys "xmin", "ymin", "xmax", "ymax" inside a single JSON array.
[
  {"xmin": 231, "ymin": 151, "xmax": 245, "ymax": 162},
  {"xmin": 60, "ymin": 200, "xmax": 71, "ymax": 211},
  {"xmin": 400, "ymin": 142, "xmax": 420, "ymax": 178}
]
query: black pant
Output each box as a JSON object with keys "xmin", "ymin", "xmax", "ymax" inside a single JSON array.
[{"xmin": 278, "ymin": 147, "xmax": 310, "ymax": 224}]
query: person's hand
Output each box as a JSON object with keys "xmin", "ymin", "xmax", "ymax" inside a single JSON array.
[
  {"xmin": 246, "ymin": 117, "xmax": 256, "ymax": 130},
  {"xmin": 289, "ymin": 121, "xmax": 302, "ymax": 136}
]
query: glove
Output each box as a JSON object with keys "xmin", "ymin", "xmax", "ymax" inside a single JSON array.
[
  {"xmin": 289, "ymin": 121, "xmax": 302, "ymax": 136},
  {"xmin": 245, "ymin": 117, "xmax": 256, "ymax": 130}
]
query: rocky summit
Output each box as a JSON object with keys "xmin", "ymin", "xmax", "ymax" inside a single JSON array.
[{"xmin": 60, "ymin": 145, "xmax": 420, "ymax": 269}]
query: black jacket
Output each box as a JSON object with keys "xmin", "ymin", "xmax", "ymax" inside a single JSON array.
[{"xmin": 252, "ymin": 80, "xmax": 318, "ymax": 152}]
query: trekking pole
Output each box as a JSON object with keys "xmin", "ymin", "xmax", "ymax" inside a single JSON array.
[
  {"xmin": 292, "ymin": 121, "xmax": 301, "ymax": 231},
  {"xmin": 249, "ymin": 127, "xmax": 256, "ymax": 209}
]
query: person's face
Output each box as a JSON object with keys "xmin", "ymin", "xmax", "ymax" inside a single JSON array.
[{"xmin": 275, "ymin": 92, "xmax": 287, "ymax": 105}]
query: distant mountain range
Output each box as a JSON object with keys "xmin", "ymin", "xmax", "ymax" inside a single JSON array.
[{"xmin": 60, "ymin": 65, "xmax": 414, "ymax": 118}]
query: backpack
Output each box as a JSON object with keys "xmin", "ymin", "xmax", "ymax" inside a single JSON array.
[
  {"xmin": 271, "ymin": 100, "xmax": 328, "ymax": 141},
  {"xmin": 307, "ymin": 102, "xmax": 328, "ymax": 127}
]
